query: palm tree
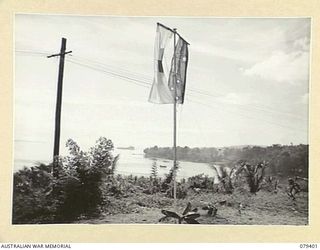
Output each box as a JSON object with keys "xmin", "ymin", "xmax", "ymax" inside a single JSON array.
[
  {"xmin": 210, "ymin": 164, "xmax": 236, "ymax": 193},
  {"xmin": 237, "ymin": 161, "xmax": 269, "ymax": 193}
]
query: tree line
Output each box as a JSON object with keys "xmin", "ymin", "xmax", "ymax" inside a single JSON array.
[{"xmin": 143, "ymin": 144, "xmax": 308, "ymax": 178}]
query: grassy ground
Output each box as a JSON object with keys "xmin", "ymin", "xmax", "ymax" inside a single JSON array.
[{"xmin": 77, "ymin": 188, "xmax": 308, "ymax": 225}]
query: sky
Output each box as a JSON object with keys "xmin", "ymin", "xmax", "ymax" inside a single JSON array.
[{"xmin": 14, "ymin": 15, "xmax": 310, "ymax": 164}]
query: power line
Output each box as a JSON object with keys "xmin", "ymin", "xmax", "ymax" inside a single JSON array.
[
  {"xmin": 15, "ymin": 49, "xmax": 303, "ymax": 116},
  {"xmin": 69, "ymin": 56, "xmax": 304, "ymax": 132},
  {"xmin": 67, "ymin": 56, "xmax": 306, "ymax": 120},
  {"xmin": 61, "ymin": 53, "xmax": 307, "ymax": 120},
  {"xmin": 17, "ymin": 49, "xmax": 305, "ymax": 118},
  {"xmin": 72, "ymin": 54, "xmax": 153, "ymax": 82},
  {"xmin": 67, "ymin": 53, "xmax": 308, "ymax": 121},
  {"xmin": 15, "ymin": 49, "xmax": 53, "ymax": 56},
  {"xmin": 186, "ymin": 97, "xmax": 307, "ymax": 133},
  {"xmin": 15, "ymin": 48, "xmax": 308, "ymax": 130},
  {"xmin": 68, "ymin": 56, "xmax": 308, "ymax": 132},
  {"xmin": 66, "ymin": 58, "xmax": 151, "ymax": 89}
]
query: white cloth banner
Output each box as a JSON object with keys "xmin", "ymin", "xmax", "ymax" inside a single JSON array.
[{"xmin": 148, "ymin": 23, "xmax": 174, "ymax": 104}]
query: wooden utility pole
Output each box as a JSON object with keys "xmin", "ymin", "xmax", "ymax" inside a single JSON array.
[{"xmin": 47, "ymin": 38, "xmax": 72, "ymax": 171}]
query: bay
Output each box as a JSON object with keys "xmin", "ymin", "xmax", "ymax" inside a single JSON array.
[
  {"xmin": 113, "ymin": 148, "xmax": 216, "ymax": 180},
  {"xmin": 14, "ymin": 148, "xmax": 217, "ymax": 181}
]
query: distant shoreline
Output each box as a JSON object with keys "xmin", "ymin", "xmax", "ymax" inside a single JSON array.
[
  {"xmin": 143, "ymin": 144, "xmax": 309, "ymax": 177},
  {"xmin": 116, "ymin": 146, "xmax": 135, "ymax": 150}
]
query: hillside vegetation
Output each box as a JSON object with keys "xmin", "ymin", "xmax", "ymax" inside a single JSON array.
[
  {"xmin": 143, "ymin": 144, "xmax": 308, "ymax": 178},
  {"xmin": 13, "ymin": 139, "xmax": 308, "ymax": 224}
]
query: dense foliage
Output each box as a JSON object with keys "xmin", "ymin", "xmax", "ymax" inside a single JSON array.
[
  {"xmin": 236, "ymin": 161, "xmax": 269, "ymax": 193},
  {"xmin": 13, "ymin": 137, "xmax": 118, "ymax": 224},
  {"xmin": 143, "ymin": 144, "xmax": 308, "ymax": 178}
]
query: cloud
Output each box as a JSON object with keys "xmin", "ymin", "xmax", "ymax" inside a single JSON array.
[
  {"xmin": 293, "ymin": 37, "xmax": 310, "ymax": 52},
  {"xmin": 191, "ymin": 28, "xmax": 285, "ymax": 64},
  {"xmin": 192, "ymin": 42, "xmax": 256, "ymax": 63},
  {"xmin": 243, "ymin": 49, "xmax": 309, "ymax": 84},
  {"xmin": 190, "ymin": 20, "xmax": 293, "ymax": 63},
  {"xmin": 217, "ymin": 92, "xmax": 253, "ymax": 105}
]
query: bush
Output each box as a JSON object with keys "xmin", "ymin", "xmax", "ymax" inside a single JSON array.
[
  {"xmin": 12, "ymin": 137, "xmax": 118, "ymax": 223},
  {"xmin": 13, "ymin": 164, "xmax": 57, "ymax": 224},
  {"xmin": 164, "ymin": 182, "xmax": 188, "ymax": 199},
  {"xmin": 188, "ymin": 174, "xmax": 214, "ymax": 190}
]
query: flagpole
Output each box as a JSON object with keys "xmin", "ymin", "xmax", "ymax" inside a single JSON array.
[{"xmin": 173, "ymin": 28, "xmax": 177, "ymax": 203}]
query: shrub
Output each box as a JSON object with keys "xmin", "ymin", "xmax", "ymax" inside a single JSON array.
[
  {"xmin": 12, "ymin": 164, "xmax": 57, "ymax": 224},
  {"xmin": 161, "ymin": 162, "xmax": 179, "ymax": 191},
  {"xmin": 12, "ymin": 137, "xmax": 118, "ymax": 223},
  {"xmin": 150, "ymin": 160, "xmax": 158, "ymax": 179},
  {"xmin": 238, "ymin": 161, "xmax": 268, "ymax": 193},
  {"xmin": 188, "ymin": 174, "xmax": 214, "ymax": 190},
  {"xmin": 164, "ymin": 182, "xmax": 188, "ymax": 199}
]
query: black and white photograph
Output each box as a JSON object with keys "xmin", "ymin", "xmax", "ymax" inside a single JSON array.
[{"xmin": 13, "ymin": 14, "xmax": 310, "ymax": 225}]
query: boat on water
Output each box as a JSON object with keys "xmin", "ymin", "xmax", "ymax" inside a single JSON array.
[{"xmin": 117, "ymin": 146, "xmax": 135, "ymax": 150}]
